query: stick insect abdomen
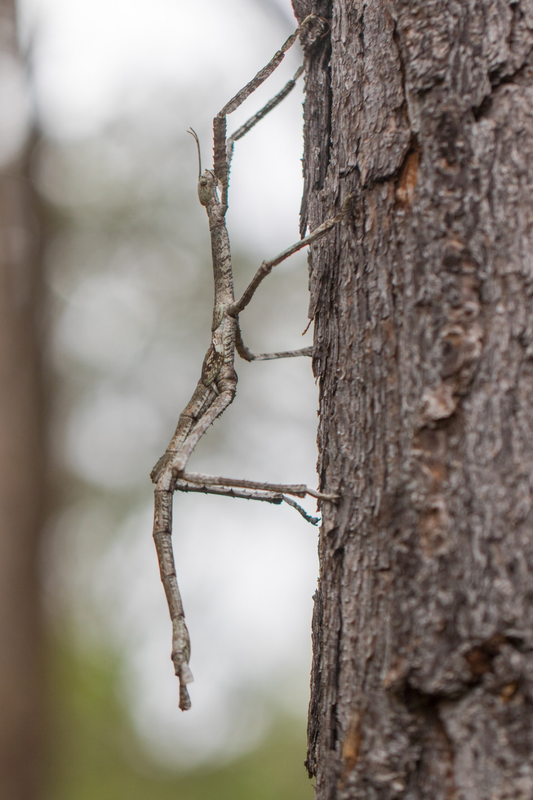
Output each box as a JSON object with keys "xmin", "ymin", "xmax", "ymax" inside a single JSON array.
[
  {"xmin": 150, "ymin": 382, "xmax": 217, "ymax": 484},
  {"xmin": 153, "ymin": 487, "xmax": 193, "ymax": 710}
]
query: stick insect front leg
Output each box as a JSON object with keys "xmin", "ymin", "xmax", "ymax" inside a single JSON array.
[{"xmin": 151, "ymin": 14, "xmax": 344, "ymax": 710}]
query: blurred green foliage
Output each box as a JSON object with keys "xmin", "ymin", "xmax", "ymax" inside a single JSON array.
[{"xmin": 46, "ymin": 636, "xmax": 314, "ymax": 800}]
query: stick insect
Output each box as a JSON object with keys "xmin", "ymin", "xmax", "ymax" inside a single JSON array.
[{"xmin": 151, "ymin": 14, "xmax": 350, "ymax": 711}]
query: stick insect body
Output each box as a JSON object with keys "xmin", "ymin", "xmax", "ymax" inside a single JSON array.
[{"xmin": 151, "ymin": 15, "xmax": 349, "ymax": 711}]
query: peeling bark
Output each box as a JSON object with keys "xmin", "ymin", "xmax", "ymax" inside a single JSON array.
[{"xmin": 294, "ymin": 0, "xmax": 533, "ymax": 797}]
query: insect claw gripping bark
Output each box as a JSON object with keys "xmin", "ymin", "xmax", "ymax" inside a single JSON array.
[{"xmin": 151, "ymin": 14, "xmax": 349, "ymax": 709}]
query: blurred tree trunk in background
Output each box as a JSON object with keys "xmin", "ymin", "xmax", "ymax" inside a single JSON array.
[
  {"xmin": 0, "ymin": 1, "xmax": 46, "ymax": 798},
  {"xmin": 295, "ymin": 0, "xmax": 533, "ymax": 797}
]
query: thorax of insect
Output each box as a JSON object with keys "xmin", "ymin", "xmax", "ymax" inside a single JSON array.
[{"xmin": 198, "ymin": 167, "xmax": 237, "ymax": 382}]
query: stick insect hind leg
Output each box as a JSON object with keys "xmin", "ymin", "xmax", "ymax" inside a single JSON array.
[{"xmin": 151, "ymin": 14, "xmax": 343, "ymax": 711}]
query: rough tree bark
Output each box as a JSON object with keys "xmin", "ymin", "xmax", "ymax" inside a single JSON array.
[
  {"xmin": 0, "ymin": 2, "xmax": 46, "ymax": 798},
  {"xmin": 294, "ymin": 0, "xmax": 533, "ymax": 797}
]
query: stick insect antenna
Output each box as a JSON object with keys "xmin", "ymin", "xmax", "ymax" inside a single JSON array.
[{"xmin": 187, "ymin": 128, "xmax": 202, "ymax": 177}]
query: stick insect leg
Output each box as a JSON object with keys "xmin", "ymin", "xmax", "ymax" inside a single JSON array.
[
  {"xmin": 225, "ymin": 65, "xmax": 304, "ymax": 172},
  {"xmin": 229, "ymin": 196, "xmax": 354, "ymax": 317},
  {"xmin": 235, "ymin": 321, "xmax": 312, "ymax": 362},
  {"xmin": 214, "ymin": 15, "xmax": 320, "ymax": 207},
  {"xmin": 180, "ymin": 471, "xmax": 338, "ymax": 501},
  {"xmin": 175, "ymin": 480, "xmax": 320, "ymax": 525}
]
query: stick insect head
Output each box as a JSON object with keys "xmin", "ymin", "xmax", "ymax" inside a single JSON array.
[{"xmin": 187, "ymin": 128, "xmax": 217, "ymax": 207}]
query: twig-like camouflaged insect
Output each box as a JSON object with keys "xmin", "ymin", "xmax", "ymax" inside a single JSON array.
[{"xmin": 151, "ymin": 14, "xmax": 351, "ymax": 710}]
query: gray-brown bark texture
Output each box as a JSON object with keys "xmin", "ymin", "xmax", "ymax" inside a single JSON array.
[
  {"xmin": 294, "ymin": 1, "xmax": 533, "ymax": 797},
  {"xmin": 0, "ymin": 3, "xmax": 46, "ymax": 798}
]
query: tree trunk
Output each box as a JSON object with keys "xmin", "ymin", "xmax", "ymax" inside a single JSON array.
[
  {"xmin": 295, "ymin": 1, "xmax": 533, "ymax": 797},
  {"xmin": 0, "ymin": 2, "xmax": 46, "ymax": 797}
]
